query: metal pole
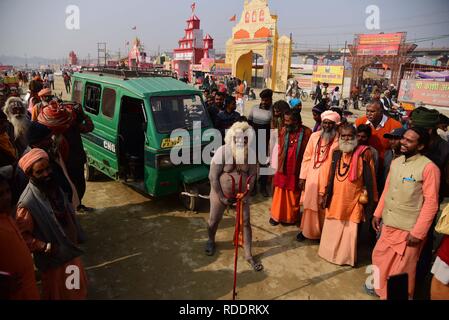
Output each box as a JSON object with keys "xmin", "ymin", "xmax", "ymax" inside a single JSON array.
[
  {"xmin": 341, "ymin": 41, "xmax": 347, "ymax": 101},
  {"xmin": 255, "ymin": 54, "xmax": 258, "ymax": 88}
]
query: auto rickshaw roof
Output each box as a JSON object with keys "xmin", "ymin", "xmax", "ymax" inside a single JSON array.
[{"xmin": 73, "ymin": 68, "xmax": 201, "ymax": 98}]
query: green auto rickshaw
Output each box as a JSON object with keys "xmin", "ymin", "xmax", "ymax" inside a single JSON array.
[{"xmin": 71, "ymin": 68, "xmax": 213, "ymax": 210}]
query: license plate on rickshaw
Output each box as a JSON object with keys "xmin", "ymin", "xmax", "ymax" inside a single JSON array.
[{"xmin": 161, "ymin": 137, "xmax": 184, "ymax": 148}]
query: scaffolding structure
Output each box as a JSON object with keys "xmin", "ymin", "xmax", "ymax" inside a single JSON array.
[{"xmin": 97, "ymin": 42, "xmax": 107, "ymax": 67}]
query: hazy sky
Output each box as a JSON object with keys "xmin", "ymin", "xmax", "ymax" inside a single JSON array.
[{"xmin": 1, "ymin": 0, "xmax": 448, "ymax": 60}]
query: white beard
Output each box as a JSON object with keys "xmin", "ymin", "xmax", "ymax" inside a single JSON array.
[
  {"xmin": 232, "ymin": 144, "xmax": 248, "ymax": 165},
  {"xmin": 339, "ymin": 138, "xmax": 358, "ymax": 154},
  {"xmin": 321, "ymin": 128, "xmax": 337, "ymax": 143},
  {"xmin": 9, "ymin": 114, "xmax": 30, "ymax": 141}
]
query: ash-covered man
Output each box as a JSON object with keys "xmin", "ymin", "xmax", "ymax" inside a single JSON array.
[
  {"xmin": 2, "ymin": 97, "xmax": 30, "ymax": 157},
  {"xmin": 205, "ymin": 121, "xmax": 263, "ymax": 272}
]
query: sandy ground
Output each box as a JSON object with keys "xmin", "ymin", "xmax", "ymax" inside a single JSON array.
[{"xmin": 51, "ymin": 75, "xmax": 378, "ymax": 300}]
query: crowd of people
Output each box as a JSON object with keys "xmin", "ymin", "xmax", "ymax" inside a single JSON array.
[
  {"xmin": 1, "ymin": 67, "xmax": 449, "ymax": 300},
  {"xmin": 0, "ymin": 72, "xmax": 93, "ymax": 299},
  {"xmin": 204, "ymin": 83, "xmax": 449, "ymax": 300}
]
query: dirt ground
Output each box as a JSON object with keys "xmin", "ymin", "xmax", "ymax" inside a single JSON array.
[
  {"xmin": 42, "ymin": 76, "xmax": 381, "ymax": 300},
  {"xmin": 80, "ymin": 181, "xmax": 379, "ymax": 300}
]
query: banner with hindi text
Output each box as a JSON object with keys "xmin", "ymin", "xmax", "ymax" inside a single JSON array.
[
  {"xmin": 398, "ymin": 79, "xmax": 449, "ymax": 107},
  {"xmin": 312, "ymin": 66, "xmax": 344, "ymax": 85}
]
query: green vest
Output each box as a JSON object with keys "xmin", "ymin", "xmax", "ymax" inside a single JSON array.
[{"xmin": 383, "ymin": 154, "xmax": 431, "ymax": 231}]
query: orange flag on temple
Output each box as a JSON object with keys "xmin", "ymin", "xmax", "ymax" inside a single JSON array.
[{"xmin": 229, "ymin": 14, "xmax": 237, "ymax": 22}]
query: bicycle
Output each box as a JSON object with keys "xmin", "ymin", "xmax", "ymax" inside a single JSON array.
[{"xmin": 299, "ymin": 89, "xmax": 309, "ymax": 102}]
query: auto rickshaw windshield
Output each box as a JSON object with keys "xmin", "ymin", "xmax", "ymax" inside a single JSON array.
[{"xmin": 150, "ymin": 94, "xmax": 211, "ymax": 133}]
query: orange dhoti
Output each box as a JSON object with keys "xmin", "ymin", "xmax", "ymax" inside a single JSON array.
[
  {"xmin": 299, "ymin": 131, "xmax": 339, "ymax": 240},
  {"xmin": 41, "ymin": 257, "xmax": 88, "ymax": 300},
  {"xmin": 271, "ymin": 187, "xmax": 300, "ymax": 224},
  {"xmin": 318, "ymin": 219, "xmax": 358, "ymax": 267},
  {"xmin": 272, "ymin": 127, "xmax": 311, "ymax": 225},
  {"xmin": 372, "ymin": 225, "xmax": 425, "ymax": 300},
  {"xmin": 299, "ymin": 209, "xmax": 325, "ymax": 240}
]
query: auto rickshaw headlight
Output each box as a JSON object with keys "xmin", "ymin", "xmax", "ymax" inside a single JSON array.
[{"xmin": 156, "ymin": 155, "xmax": 174, "ymax": 168}]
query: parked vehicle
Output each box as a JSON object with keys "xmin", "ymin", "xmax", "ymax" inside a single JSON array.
[{"xmin": 71, "ymin": 67, "xmax": 213, "ymax": 210}]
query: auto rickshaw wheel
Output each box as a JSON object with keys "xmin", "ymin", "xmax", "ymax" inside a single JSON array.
[
  {"xmin": 181, "ymin": 183, "xmax": 199, "ymax": 212},
  {"xmin": 84, "ymin": 162, "xmax": 96, "ymax": 182}
]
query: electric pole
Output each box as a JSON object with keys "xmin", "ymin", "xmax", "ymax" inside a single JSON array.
[{"xmin": 341, "ymin": 41, "xmax": 348, "ymax": 99}]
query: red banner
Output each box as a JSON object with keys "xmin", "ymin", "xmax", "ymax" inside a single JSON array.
[
  {"xmin": 0, "ymin": 65, "xmax": 13, "ymax": 72},
  {"xmin": 357, "ymin": 44, "xmax": 399, "ymax": 56},
  {"xmin": 399, "ymin": 79, "xmax": 449, "ymax": 107},
  {"xmin": 358, "ymin": 33, "xmax": 403, "ymax": 45},
  {"xmin": 356, "ymin": 33, "xmax": 404, "ymax": 56}
]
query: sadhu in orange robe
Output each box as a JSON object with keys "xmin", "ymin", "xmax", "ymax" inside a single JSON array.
[
  {"xmin": 299, "ymin": 131, "xmax": 339, "ymax": 239},
  {"xmin": 318, "ymin": 147, "xmax": 378, "ymax": 267},
  {"xmin": 16, "ymin": 182, "xmax": 88, "ymax": 300},
  {"xmin": 271, "ymin": 126, "xmax": 311, "ymax": 224}
]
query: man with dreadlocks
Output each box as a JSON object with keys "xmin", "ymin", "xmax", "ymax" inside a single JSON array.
[
  {"xmin": 205, "ymin": 121, "xmax": 263, "ymax": 272},
  {"xmin": 270, "ymin": 109, "xmax": 311, "ymax": 226}
]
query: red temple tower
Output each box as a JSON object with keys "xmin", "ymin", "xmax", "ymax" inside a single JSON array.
[
  {"xmin": 173, "ymin": 9, "xmax": 214, "ymax": 81},
  {"xmin": 69, "ymin": 51, "xmax": 78, "ymax": 66},
  {"xmin": 128, "ymin": 38, "xmax": 152, "ymax": 69}
]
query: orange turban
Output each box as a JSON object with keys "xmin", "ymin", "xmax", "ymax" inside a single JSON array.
[
  {"xmin": 38, "ymin": 88, "xmax": 52, "ymax": 97},
  {"xmin": 18, "ymin": 148, "xmax": 49, "ymax": 173},
  {"xmin": 37, "ymin": 101, "xmax": 73, "ymax": 134}
]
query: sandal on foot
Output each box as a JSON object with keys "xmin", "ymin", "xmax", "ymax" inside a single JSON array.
[
  {"xmin": 296, "ymin": 232, "xmax": 306, "ymax": 242},
  {"xmin": 363, "ymin": 283, "xmax": 379, "ymax": 297},
  {"xmin": 205, "ymin": 241, "xmax": 216, "ymax": 256},
  {"xmin": 247, "ymin": 258, "xmax": 264, "ymax": 272}
]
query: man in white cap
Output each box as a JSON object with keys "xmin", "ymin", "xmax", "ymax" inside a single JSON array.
[{"xmin": 297, "ymin": 110, "xmax": 341, "ymax": 241}]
